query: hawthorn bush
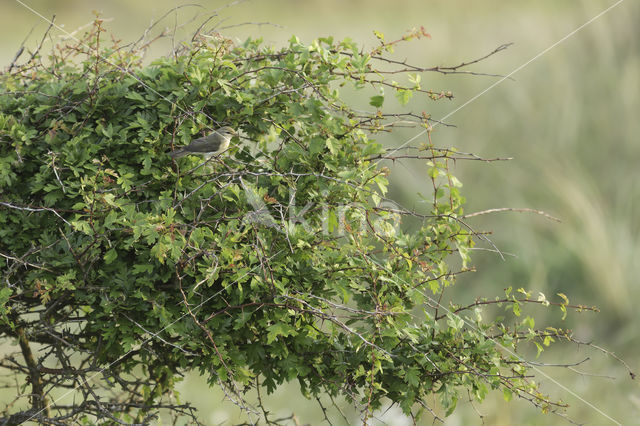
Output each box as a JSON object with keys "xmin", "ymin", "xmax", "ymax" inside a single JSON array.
[{"xmin": 0, "ymin": 19, "xmax": 598, "ymax": 424}]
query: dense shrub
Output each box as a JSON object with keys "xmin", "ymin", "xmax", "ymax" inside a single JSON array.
[{"xmin": 0, "ymin": 20, "xmax": 592, "ymax": 424}]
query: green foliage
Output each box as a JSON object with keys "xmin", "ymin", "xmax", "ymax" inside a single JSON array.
[{"xmin": 0, "ymin": 20, "xmax": 587, "ymax": 424}]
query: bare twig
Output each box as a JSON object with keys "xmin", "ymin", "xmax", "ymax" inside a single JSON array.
[{"xmin": 463, "ymin": 207, "xmax": 561, "ymax": 222}]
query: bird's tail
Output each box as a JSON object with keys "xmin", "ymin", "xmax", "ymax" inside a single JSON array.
[{"xmin": 170, "ymin": 149, "xmax": 187, "ymax": 159}]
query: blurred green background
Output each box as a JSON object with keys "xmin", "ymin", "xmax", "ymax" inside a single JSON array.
[{"xmin": 2, "ymin": 0, "xmax": 638, "ymax": 424}]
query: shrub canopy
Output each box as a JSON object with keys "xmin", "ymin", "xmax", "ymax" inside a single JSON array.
[{"xmin": 0, "ymin": 20, "xmax": 589, "ymax": 424}]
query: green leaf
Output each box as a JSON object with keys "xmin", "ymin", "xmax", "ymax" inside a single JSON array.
[
  {"xmin": 101, "ymin": 123, "xmax": 114, "ymax": 138},
  {"xmin": 369, "ymin": 95, "xmax": 384, "ymax": 108},
  {"xmin": 267, "ymin": 323, "xmax": 296, "ymax": 344},
  {"xmin": 104, "ymin": 248, "xmax": 117, "ymax": 264},
  {"xmin": 446, "ymin": 314, "xmax": 464, "ymax": 331},
  {"xmin": 125, "ymin": 91, "xmax": 145, "ymax": 102},
  {"xmin": 309, "ymin": 137, "xmax": 325, "ymax": 155},
  {"xmin": 404, "ymin": 367, "xmax": 419, "ymax": 387},
  {"xmin": 103, "ymin": 210, "xmax": 118, "ymax": 229},
  {"xmin": 395, "ymin": 88, "xmax": 413, "ymax": 105},
  {"xmin": 503, "ymin": 387, "xmax": 513, "ymax": 402},
  {"xmin": 440, "ymin": 386, "xmax": 458, "ymax": 417},
  {"xmin": 326, "ymin": 137, "xmax": 338, "ymax": 155}
]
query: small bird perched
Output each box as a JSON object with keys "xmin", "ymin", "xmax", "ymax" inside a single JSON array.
[{"xmin": 170, "ymin": 126, "xmax": 236, "ymax": 159}]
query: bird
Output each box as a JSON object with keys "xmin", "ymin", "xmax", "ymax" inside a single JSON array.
[{"xmin": 170, "ymin": 126, "xmax": 236, "ymax": 159}]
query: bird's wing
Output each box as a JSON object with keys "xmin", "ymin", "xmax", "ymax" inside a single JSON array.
[{"xmin": 185, "ymin": 135, "xmax": 220, "ymax": 153}]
